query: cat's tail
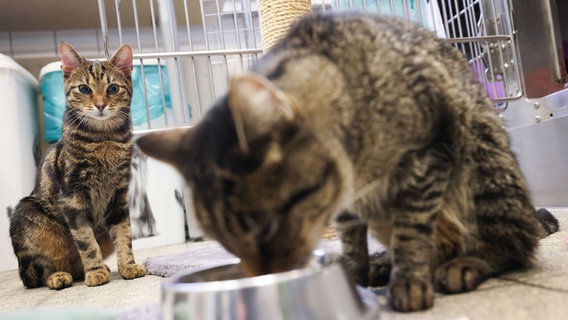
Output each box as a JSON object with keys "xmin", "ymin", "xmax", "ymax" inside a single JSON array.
[{"xmin": 536, "ymin": 208, "xmax": 559, "ymax": 237}]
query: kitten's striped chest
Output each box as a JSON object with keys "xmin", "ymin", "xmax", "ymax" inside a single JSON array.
[
  {"xmin": 86, "ymin": 140, "xmax": 132, "ymax": 170},
  {"xmin": 59, "ymin": 139, "xmax": 131, "ymax": 218}
]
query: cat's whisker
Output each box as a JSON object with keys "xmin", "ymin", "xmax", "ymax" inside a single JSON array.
[
  {"xmin": 260, "ymin": 218, "xmax": 280, "ymax": 241},
  {"xmin": 347, "ymin": 179, "xmax": 383, "ymax": 207},
  {"xmin": 242, "ymin": 215, "xmax": 259, "ymax": 232},
  {"xmin": 77, "ymin": 114, "xmax": 91, "ymax": 131}
]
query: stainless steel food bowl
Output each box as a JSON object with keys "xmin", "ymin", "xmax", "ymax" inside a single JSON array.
[{"xmin": 161, "ymin": 259, "xmax": 379, "ymax": 320}]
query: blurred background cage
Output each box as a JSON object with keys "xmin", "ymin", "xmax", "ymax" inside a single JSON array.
[
  {"xmin": 86, "ymin": 0, "xmax": 526, "ymax": 132},
  {"xmin": 1, "ymin": 0, "xmax": 567, "ymax": 248}
]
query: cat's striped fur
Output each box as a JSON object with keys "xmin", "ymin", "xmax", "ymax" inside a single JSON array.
[
  {"xmin": 9, "ymin": 42, "xmax": 145, "ymax": 290},
  {"xmin": 136, "ymin": 12, "xmax": 558, "ymax": 311}
]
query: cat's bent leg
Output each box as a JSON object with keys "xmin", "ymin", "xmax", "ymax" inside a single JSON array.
[
  {"xmin": 435, "ymin": 124, "xmax": 542, "ymax": 294},
  {"xmin": 388, "ymin": 148, "xmax": 451, "ymax": 312},
  {"xmin": 107, "ymin": 189, "xmax": 146, "ymax": 280},
  {"xmin": 334, "ymin": 211, "xmax": 370, "ymax": 286},
  {"xmin": 10, "ymin": 197, "xmax": 78, "ymax": 289}
]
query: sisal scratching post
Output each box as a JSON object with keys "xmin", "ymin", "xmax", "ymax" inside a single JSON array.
[
  {"xmin": 258, "ymin": 0, "xmax": 312, "ymax": 52},
  {"xmin": 257, "ymin": 0, "xmax": 336, "ymax": 239}
]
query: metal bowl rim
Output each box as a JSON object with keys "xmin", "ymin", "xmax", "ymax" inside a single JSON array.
[{"xmin": 163, "ymin": 261, "xmax": 346, "ymax": 293}]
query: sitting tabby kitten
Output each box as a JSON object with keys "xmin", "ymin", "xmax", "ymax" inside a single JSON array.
[
  {"xmin": 9, "ymin": 42, "xmax": 146, "ymax": 290},
  {"xmin": 136, "ymin": 12, "xmax": 558, "ymax": 311}
]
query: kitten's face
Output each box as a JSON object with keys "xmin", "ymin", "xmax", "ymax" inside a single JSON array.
[
  {"xmin": 137, "ymin": 74, "xmax": 347, "ymax": 276},
  {"xmin": 60, "ymin": 42, "xmax": 133, "ymax": 131}
]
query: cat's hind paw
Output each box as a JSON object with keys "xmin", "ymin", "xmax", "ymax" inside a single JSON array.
[
  {"xmin": 435, "ymin": 256, "xmax": 491, "ymax": 293},
  {"xmin": 85, "ymin": 268, "xmax": 111, "ymax": 287},
  {"xmin": 47, "ymin": 272, "xmax": 73, "ymax": 290},
  {"xmin": 368, "ymin": 250, "xmax": 391, "ymax": 287},
  {"xmin": 388, "ymin": 275, "xmax": 434, "ymax": 312},
  {"xmin": 119, "ymin": 263, "xmax": 146, "ymax": 279}
]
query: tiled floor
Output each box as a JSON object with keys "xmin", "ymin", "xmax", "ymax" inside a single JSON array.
[{"xmin": 0, "ymin": 211, "xmax": 567, "ymax": 320}]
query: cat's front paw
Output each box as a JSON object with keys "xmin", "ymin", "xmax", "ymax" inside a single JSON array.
[
  {"xmin": 388, "ymin": 275, "xmax": 434, "ymax": 312},
  {"xmin": 119, "ymin": 263, "xmax": 146, "ymax": 279},
  {"xmin": 85, "ymin": 268, "xmax": 111, "ymax": 287},
  {"xmin": 47, "ymin": 272, "xmax": 73, "ymax": 290}
]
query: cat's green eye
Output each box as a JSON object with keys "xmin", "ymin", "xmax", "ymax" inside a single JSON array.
[
  {"xmin": 106, "ymin": 84, "xmax": 119, "ymax": 95},
  {"xmin": 78, "ymin": 85, "xmax": 92, "ymax": 95}
]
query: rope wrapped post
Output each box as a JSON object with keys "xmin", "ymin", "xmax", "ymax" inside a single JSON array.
[{"xmin": 258, "ymin": 0, "xmax": 312, "ymax": 52}]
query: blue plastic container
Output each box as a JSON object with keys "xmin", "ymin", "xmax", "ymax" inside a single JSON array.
[{"xmin": 39, "ymin": 61, "xmax": 171, "ymax": 143}]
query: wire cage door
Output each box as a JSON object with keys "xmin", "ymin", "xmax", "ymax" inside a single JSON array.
[{"xmin": 320, "ymin": 0, "xmax": 522, "ymax": 108}]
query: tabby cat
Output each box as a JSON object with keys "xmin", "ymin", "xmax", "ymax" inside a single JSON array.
[
  {"xmin": 136, "ymin": 12, "xmax": 558, "ymax": 311},
  {"xmin": 9, "ymin": 42, "xmax": 146, "ymax": 290}
]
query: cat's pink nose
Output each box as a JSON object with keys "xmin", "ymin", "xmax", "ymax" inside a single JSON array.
[{"xmin": 94, "ymin": 95, "xmax": 107, "ymax": 111}]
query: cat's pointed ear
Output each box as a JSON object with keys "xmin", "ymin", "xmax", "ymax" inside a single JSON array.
[
  {"xmin": 136, "ymin": 127, "xmax": 193, "ymax": 170},
  {"xmin": 228, "ymin": 73, "xmax": 295, "ymax": 153},
  {"xmin": 60, "ymin": 42, "xmax": 84, "ymax": 77},
  {"xmin": 110, "ymin": 44, "xmax": 133, "ymax": 76}
]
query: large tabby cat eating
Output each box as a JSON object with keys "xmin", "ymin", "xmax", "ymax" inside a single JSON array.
[
  {"xmin": 9, "ymin": 42, "xmax": 146, "ymax": 290},
  {"xmin": 136, "ymin": 12, "xmax": 558, "ymax": 311}
]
